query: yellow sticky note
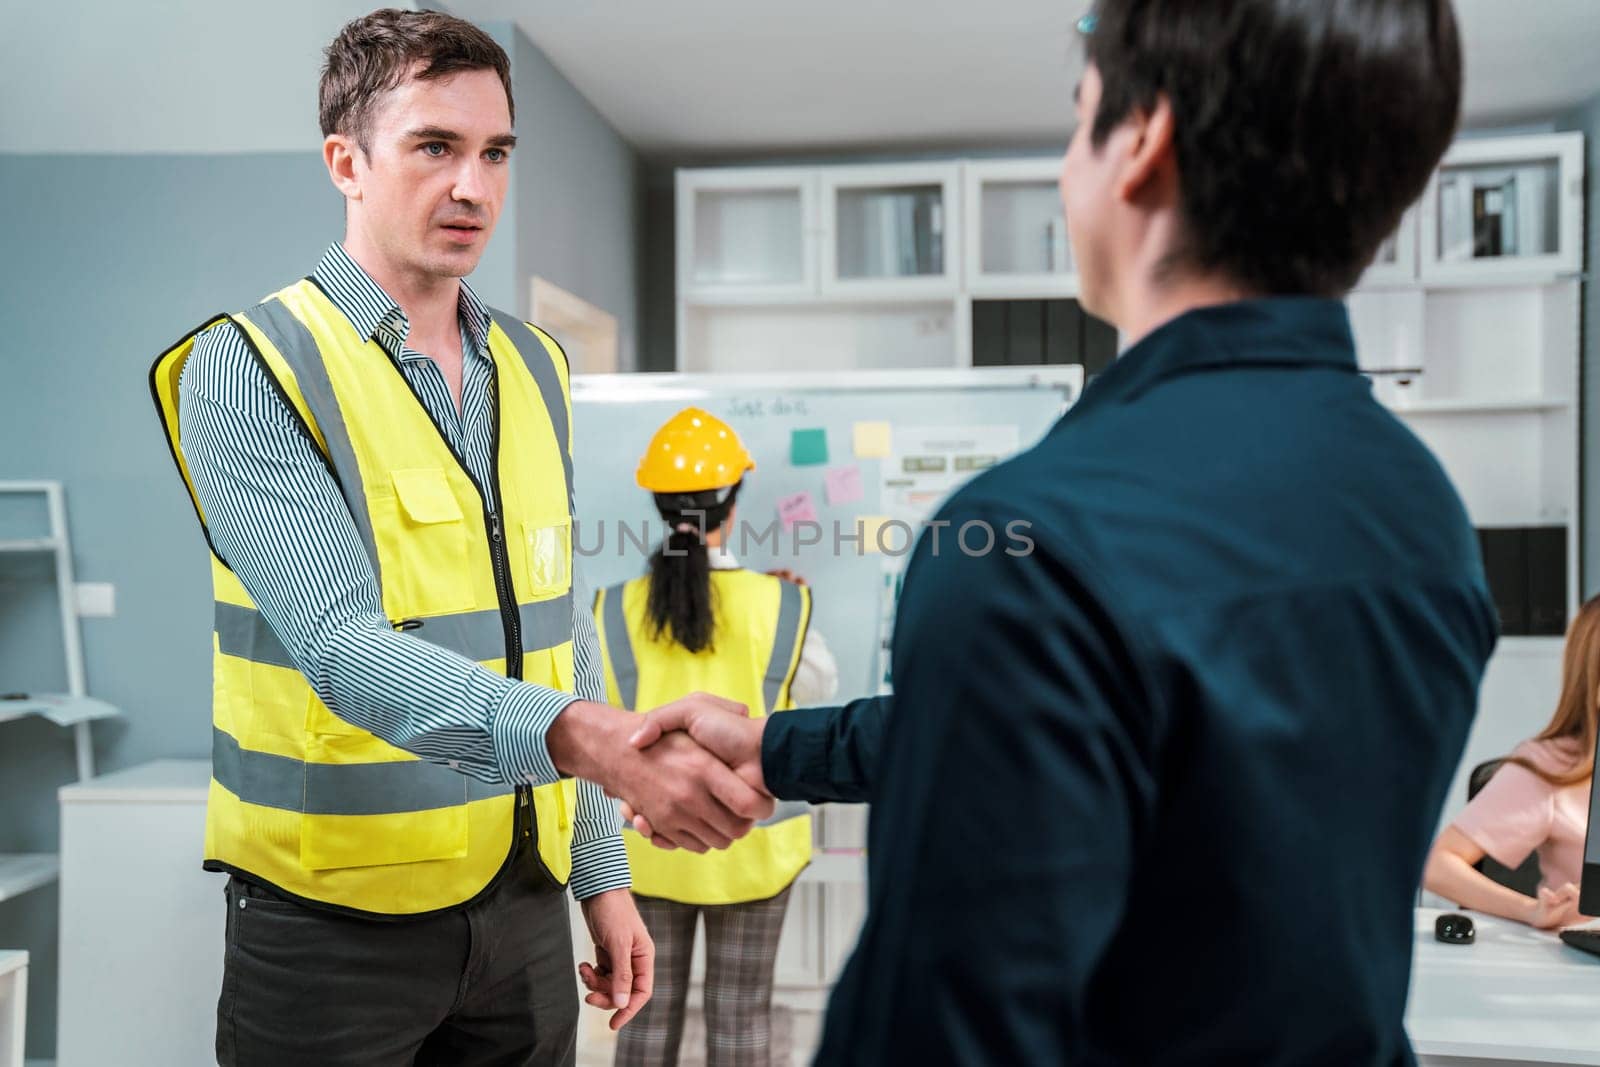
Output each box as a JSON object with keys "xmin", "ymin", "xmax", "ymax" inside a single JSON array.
[
  {"xmin": 857, "ymin": 515, "xmax": 892, "ymax": 555},
  {"xmin": 853, "ymin": 421, "xmax": 892, "ymax": 459}
]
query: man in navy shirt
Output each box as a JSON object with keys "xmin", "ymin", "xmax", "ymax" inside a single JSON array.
[{"xmin": 623, "ymin": 0, "xmax": 1494, "ymax": 1062}]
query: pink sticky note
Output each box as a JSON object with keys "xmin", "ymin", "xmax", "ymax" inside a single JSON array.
[
  {"xmin": 824, "ymin": 465, "xmax": 865, "ymax": 506},
  {"xmin": 777, "ymin": 491, "xmax": 819, "ymax": 530}
]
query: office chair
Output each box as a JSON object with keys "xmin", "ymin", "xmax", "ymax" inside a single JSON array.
[{"xmin": 1466, "ymin": 758, "xmax": 1543, "ymax": 898}]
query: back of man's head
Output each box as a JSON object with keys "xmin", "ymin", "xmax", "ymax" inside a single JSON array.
[{"xmin": 1086, "ymin": 0, "xmax": 1462, "ymax": 297}]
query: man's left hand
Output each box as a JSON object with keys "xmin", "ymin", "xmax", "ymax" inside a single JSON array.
[{"xmin": 578, "ymin": 888, "xmax": 653, "ymax": 1031}]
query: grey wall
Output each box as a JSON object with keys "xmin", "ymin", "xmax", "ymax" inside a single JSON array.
[
  {"xmin": 0, "ymin": 0, "xmax": 406, "ymax": 155},
  {"xmin": 0, "ymin": 20, "xmax": 640, "ymax": 1056},
  {"xmin": 0, "ymin": 151, "xmax": 344, "ymax": 1057},
  {"xmin": 1558, "ymin": 93, "xmax": 1600, "ymax": 597},
  {"xmin": 513, "ymin": 28, "xmax": 642, "ymax": 369}
]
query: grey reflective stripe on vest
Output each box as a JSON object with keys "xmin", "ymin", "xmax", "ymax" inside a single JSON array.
[
  {"xmin": 240, "ymin": 297, "xmax": 384, "ymax": 579},
  {"xmin": 216, "ymin": 595, "xmax": 575, "ymax": 670},
  {"xmin": 754, "ymin": 582, "xmax": 810, "ymax": 828},
  {"xmin": 762, "ymin": 581, "xmax": 808, "ymax": 713},
  {"xmin": 215, "ymin": 601, "xmax": 298, "ymax": 671},
  {"xmin": 487, "ymin": 310, "xmax": 573, "ymax": 512},
  {"xmin": 599, "ymin": 583, "xmax": 639, "ymax": 709},
  {"xmin": 213, "ymin": 726, "xmax": 515, "ymax": 816}
]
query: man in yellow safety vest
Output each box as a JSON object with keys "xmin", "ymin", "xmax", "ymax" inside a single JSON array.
[{"xmin": 150, "ymin": 10, "xmax": 769, "ymax": 1065}]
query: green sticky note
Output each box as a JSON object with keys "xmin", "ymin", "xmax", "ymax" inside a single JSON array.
[{"xmin": 790, "ymin": 428, "xmax": 829, "ymax": 466}]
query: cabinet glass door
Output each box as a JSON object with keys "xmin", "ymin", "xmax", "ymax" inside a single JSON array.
[
  {"xmin": 1420, "ymin": 133, "xmax": 1583, "ymax": 282},
  {"xmin": 678, "ymin": 169, "xmax": 817, "ymax": 300},
  {"xmin": 820, "ymin": 164, "xmax": 960, "ymax": 299},
  {"xmin": 963, "ymin": 158, "xmax": 1075, "ymax": 298}
]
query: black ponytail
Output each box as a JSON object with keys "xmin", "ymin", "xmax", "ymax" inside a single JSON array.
[{"xmin": 646, "ymin": 482, "xmax": 740, "ymax": 654}]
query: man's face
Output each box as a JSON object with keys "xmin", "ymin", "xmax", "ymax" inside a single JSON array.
[
  {"xmin": 1059, "ymin": 64, "xmax": 1118, "ymax": 322},
  {"xmin": 346, "ymin": 65, "xmax": 514, "ymax": 282}
]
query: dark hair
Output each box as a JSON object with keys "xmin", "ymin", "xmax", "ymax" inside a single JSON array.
[
  {"xmin": 646, "ymin": 484, "xmax": 742, "ymax": 654},
  {"xmin": 320, "ymin": 8, "xmax": 514, "ymax": 151},
  {"xmin": 1085, "ymin": 0, "xmax": 1462, "ymax": 296}
]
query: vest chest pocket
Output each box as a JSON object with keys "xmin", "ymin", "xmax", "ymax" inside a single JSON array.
[
  {"xmin": 380, "ymin": 468, "xmax": 476, "ymax": 617},
  {"xmin": 522, "ymin": 517, "xmax": 572, "ymax": 600}
]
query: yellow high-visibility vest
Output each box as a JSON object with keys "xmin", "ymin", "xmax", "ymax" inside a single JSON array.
[
  {"xmin": 594, "ymin": 569, "xmax": 813, "ymax": 904},
  {"xmin": 150, "ymin": 277, "xmax": 579, "ymax": 917}
]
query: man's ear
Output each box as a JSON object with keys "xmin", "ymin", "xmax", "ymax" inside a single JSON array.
[
  {"xmin": 1115, "ymin": 94, "xmax": 1177, "ymax": 205},
  {"xmin": 324, "ymin": 134, "xmax": 363, "ymax": 202}
]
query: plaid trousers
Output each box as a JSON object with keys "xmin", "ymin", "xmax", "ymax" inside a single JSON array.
[{"xmin": 614, "ymin": 885, "xmax": 794, "ymax": 1067}]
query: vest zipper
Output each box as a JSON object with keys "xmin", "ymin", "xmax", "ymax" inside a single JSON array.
[
  {"xmin": 480, "ymin": 364, "xmax": 534, "ymax": 846},
  {"xmin": 487, "ymin": 506, "xmax": 534, "ymax": 841},
  {"xmin": 485, "ymin": 509, "xmax": 522, "ymax": 680}
]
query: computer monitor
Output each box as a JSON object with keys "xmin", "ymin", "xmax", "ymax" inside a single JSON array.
[{"xmin": 1579, "ymin": 731, "xmax": 1600, "ymax": 916}]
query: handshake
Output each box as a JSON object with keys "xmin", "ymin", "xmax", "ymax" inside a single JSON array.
[{"xmin": 547, "ymin": 692, "xmax": 772, "ymax": 854}]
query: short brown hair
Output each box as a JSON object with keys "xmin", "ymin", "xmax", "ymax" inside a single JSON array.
[{"xmin": 320, "ymin": 8, "xmax": 514, "ymax": 150}]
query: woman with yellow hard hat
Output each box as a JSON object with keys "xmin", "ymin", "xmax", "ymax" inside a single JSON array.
[{"xmin": 592, "ymin": 407, "xmax": 837, "ymax": 1067}]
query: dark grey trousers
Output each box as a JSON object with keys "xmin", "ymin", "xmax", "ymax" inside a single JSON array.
[{"xmin": 216, "ymin": 857, "xmax": 577, "ymax": 1067}]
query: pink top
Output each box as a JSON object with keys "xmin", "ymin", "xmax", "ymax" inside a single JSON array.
[{"xmin": 1452, "ymin": 738, "xmax": 1591, "ymax": 894}]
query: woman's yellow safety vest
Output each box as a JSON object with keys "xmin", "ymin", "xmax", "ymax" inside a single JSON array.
[
  {"xmin": 149, "ymin": 277, "xmax": 579, "ymax": 917},
  {"xmin": 594, "ymin": 569, "xmax": 813, "ymax": 905}
]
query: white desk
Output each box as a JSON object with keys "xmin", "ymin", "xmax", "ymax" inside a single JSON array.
[
  {"xmin": 1409, "ymin": 907, "xmax": 1600, "ymax": 1066},
  {"xmin": 55, "ymin": 759, "xmax": 218, "ymax": 1067},
  {"xmin": 0, "ymin": 950, "xmax": 25, "ymax": 1067}
]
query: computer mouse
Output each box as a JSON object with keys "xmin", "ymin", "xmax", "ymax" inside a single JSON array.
[{"xmin": 1435, "ymin": 912, "xmax": 1475, "ymax": 945}]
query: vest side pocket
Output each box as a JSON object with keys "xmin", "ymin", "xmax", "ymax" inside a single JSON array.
[
  {"xmin": 299, "ymin": 727, "xmax": 471, "ymax": 871},
  {"xmin": 377, "ymin": 468, "xmax": 476, "ymax": 616}
]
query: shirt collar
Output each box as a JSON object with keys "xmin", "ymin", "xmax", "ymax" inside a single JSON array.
[
  {"xmin": 708, "ymin": 543, "xmax": 740, "ymax": 570},
  {"xmin": 311, "ymin": 243, "xmax": 493, "ymax": 363},
  {"xmin": 1080, "ymin": 297, "xmax": 1358, "ymax": 409}
]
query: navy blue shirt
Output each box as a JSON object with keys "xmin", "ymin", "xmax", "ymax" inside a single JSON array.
[{"xmin": 764, "ymin": 298, "xmax": 1497, "ymax": 1065}]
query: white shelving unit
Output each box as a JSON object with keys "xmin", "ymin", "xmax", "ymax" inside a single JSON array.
[
  {"xmin": 1349, "ymin": 274, "xmax": 1581, "ymax": 626},
  {"xmin": 674, "ymin": 139, "xmax": 1586, "ymax": 605},
  {"xmin": 1357, "ymin": 206, "xmax": 1420, "ymax": 290},
  {"xmin": 0, "ymin": 482, "xmax": 120, "ymax": 909}
]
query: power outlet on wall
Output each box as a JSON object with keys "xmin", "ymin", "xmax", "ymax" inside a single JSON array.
[{"xmin": 75, "ymin": 582, "xmax": 116, "ymax": 618}]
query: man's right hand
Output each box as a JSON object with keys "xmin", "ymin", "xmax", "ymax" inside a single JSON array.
[
  {"xmin": 546, "ymin": 694, "xmax": 773, "ymax": 853},
  {"xmin": 621, "ymin": 699, "xmax": 771, "ymax": 850},
  {"xmin": 1527, "ymin": 882, "xmax": 1588, "ymax": 930}
]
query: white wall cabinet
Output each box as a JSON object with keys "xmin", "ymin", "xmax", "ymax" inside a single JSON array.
[
  {"xmin": 1419, "ymin": 132, "xmax": 1586, "ymax": 285},
  {"xmin": 818, "ymin": 163, "xmax": 961, "ymax": 301},
  {"xmin": 963, "ymin": 157, "xmax": 1076, "ymax": 299},
  {"xmin": 677, "ymin": 164, "xmax": 965, "ymax": 373},
  {"xmin": 676, "ymin": 134, "xmax": 1586, "ymax": 636},
  {"xmin": 677, "ymin": 168, "xmax": 819, "ymax": 303}
]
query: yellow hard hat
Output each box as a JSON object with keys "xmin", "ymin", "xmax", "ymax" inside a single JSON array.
[{"xmin": 636, "ymin": 407, "xmax": 756, "ymax": 493}]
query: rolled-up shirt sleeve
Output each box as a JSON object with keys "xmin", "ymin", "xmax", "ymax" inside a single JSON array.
[{"xmin": 566, "ymin": 565, "xmax": 631, "ymax": 898}]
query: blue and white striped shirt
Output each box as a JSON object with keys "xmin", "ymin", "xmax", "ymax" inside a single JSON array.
[{"xmin": 178, "ymin": 243, "xmax": 629, "ymax": 900}]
